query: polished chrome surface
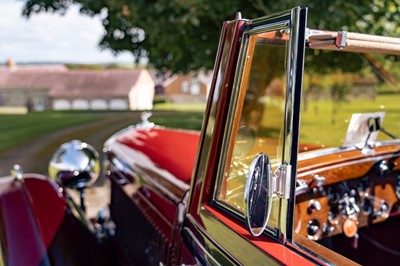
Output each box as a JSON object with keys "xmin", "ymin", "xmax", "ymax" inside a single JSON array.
[
  {"xmin": 213, "ymin": 8, "xmax": 305, "ymax": 242},
  {"xmin": 214, "ymin": 11, "xmax": 292, "ymax": 218},
  {"xmin": 308, "ymin": 199, "xmax": 322, "ymax": 212},
  {"xmin": 182, "ymin": 227, "xmax": 223, "ymax": 265},
  {"xmin": 252, "ymin": 9, "xmax": 292, "ymax": 26},
  {"xmin": 48, "ymin": 140, "xmax": 100, "ymax": 189},
  {"xmin": 187, "ymin": 213, "xmax": 280, "ymax": 265},
  {"xmin": 11, "ymin": 164, "xmax": 23, "ymax": 181},
  {"xmin": 140, "ymin": 111, "xmax": 154, "ymax": 126},
  {"xmin": 298, "ymin": 139, "xmax": 400, "ymax": 161},
  {"xmin": 244, "ymin": 153, "xmax": 272, "ymax": 236}
]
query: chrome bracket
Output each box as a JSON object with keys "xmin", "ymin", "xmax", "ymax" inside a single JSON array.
[
  {"xmin": 335, "ymin": 31, "xmax": 347, "ymax": 49},
  {"xmin": 273, "ymin": 164, "xmax": 292, "ymax": 199}
]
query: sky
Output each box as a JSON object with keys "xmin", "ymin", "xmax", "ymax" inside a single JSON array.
[{"xmin": 0, "ymin": 0, "xmax": 134, "ymax": 64}]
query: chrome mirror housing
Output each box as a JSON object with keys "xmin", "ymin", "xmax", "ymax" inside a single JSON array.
[
  {"xmin": 49, "ymin": 140, "xmax": 100, "ymax": 190},
  {"xmin": 244, "ymin": 153, "xmax": 272, "ymax": 236}
]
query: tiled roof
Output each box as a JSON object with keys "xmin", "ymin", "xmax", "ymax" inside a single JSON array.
[
  {"xmin": 0, "ymin": 71, "xmax": 9, "ymax": 84},
  {"xmin": 49, "ymin": 70, "xmax": 143, "ymax": 97},
  {"xmin": 0, "ymin": 64, "xmax": 67, "ymax": 72},
  {"xmin": 1, "ymin": 71, "xmax": 64, "ymax": 90},
  {"xmin": 0, "ymin": 64, "xmax": 66, "ymax": 86},
  {"xmin": 0, "ymin": 69, "xmax": 144, "ymax": 97}
]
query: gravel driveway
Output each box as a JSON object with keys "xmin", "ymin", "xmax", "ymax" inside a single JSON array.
[
  {"xmin": 0, "ymin": 111, "xmax": 142, "ymax": 217},
  {"xmin": 0, "ymin": 112, "xmax": 141, "ymax": 177}
]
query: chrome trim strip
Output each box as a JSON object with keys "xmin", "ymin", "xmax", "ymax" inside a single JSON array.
[
  {"xmin": 374, "ymin": 139, "xmax": 400, "ymax": 146},
  {"xmin": 285, "ymin": 240, "xmax": 334, "ymax": 265},
  {"xmin": 278, "ymin": 7, "xmax": 303, "ymax": 241},
  {"xmin": 212, "ymin": 28, "xmax": 250, "ymax": 202},
  {"xmin": 284, "ymin": 7, "xmax": 308, "ymax": 243},
  {"xmin": 187, "ymin": 213, "xmax": 281, "ymax": 265},
  {"xmin": 252, "ymin": 9, "xmax": 293, "ymax": 25},
  {"xmin": 298, "ymin": 139, "xmax": 400, "ymax": 161},
  {"xmin": 214, "ymin": 9, "xmax": 293, "ymax": 204},
  {"xmin": 213, "ymin": 200, "xmax": 279, "ymax": 236},
  {"xmin": 246, "ymin": 20, "xmax": 290, "ymax": 35},
  {"xmin": 182, "ymin": 227, "xmax": 222, "ymax": 266}
]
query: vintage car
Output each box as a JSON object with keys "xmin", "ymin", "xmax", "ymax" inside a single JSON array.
[{"xmin": 1, "ymin": 6, "xmax": 400, "ymax": 266}]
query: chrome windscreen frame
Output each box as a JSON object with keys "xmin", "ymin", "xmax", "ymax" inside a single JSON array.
[{"xmin": 212, "ymin": 7, "xmax": 307, "ymax": 241}]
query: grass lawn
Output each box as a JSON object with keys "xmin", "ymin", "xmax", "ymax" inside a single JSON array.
[
  {"xmin": 0, "ymin": 112, "xmax": 101, "ymax": 152},
  {"xmin": 299, "ymin": 94, "xmax": 400, "ymax": 147},
  {"xmin": 153, "ymin": 94, "xmax": 400, "ymax": 149},
  {"xmin": 0, "ymin": 110, "xmax": 205, "ymax": 153},
  {"xmin": 1, "ymin": 93, "xmax": 398, "ymax": 154},
  {"xmin": 153, "ymin": 102, "xmax": 206, "ymax": 112},
  {"xmin": 151, "ymin": 111, "xmax": 204, "ymax": 130}
]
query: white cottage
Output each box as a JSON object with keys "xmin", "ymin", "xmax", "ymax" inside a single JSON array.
[
  {"xmin": 0, "ymin": 66, "xmax": 155, "ymax": 111},
  {"xmin": 49, "ymin": 69, "xmax": 155, "ymax": 110}
]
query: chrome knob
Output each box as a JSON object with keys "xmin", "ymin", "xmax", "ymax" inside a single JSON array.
[
  {"xmin": 313, "ymin": 175, "xmax": 326, "ymax": 187},
  {"xmin": 307, "ymin": 219, "xmax": 320, "ymax": 236},
  {"xmin": 308, "ymin": 199, "xmax": 322, "ymax": 214},
  {"xmin": 378, "ymin": 160, "xmax": 390, "ymax": 175}
]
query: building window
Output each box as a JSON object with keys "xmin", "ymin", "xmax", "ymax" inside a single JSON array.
[
  {"xmin": 190, "ymin": 79, "xmax": 200, "ymax": 95},
  {"xmin": 181, "ymin": 81, "xmax": 190, "ymax": 93}
]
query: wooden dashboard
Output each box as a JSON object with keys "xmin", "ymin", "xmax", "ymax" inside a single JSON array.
[{"xmin": 294, "ymin": 144, "xmax": 400, "ymax": 240}]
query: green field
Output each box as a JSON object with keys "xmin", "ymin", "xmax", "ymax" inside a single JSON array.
[
  {"xmin": 150, "ymin": 111, "xmax": 204, "ymax": 130},
  {"xmin": 0, "ymin": 93, "xmax": 399, "ymax": 154},
  {"xmin": 0, "ymin": 112, "xmax": 101, "ymax": 152},
  {"xmin": 153, "ymin": 102, "xmax": 206, "ymax": 112},
  {"xmin": 299, "ymin": 94, "xmax": 400, "ymax": 147},
  {"xmin": 253, "ymin": 92, "xmax": 400, "ymax": 149},
  {"xmin": 0, "ymin": 110, "xmax": 205, "ymax": 153}
]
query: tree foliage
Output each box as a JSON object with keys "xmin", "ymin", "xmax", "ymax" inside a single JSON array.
[{"xmin": 22, "ymin": 0, "xmax": 400, "ymax": 73}]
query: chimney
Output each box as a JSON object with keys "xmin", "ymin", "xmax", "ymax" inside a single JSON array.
[{"xmin": 6, "ymin": 59, "xmax": 15, "ymax": 70}]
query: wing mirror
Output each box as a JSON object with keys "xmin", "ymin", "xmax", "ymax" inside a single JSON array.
[
  {"xmin": 244, "ymin": 153, "xmax": 272, "ymax": 236},
  {"xmin": 49, "ymin": 140, "xmax": 100, "ymax": 211}
]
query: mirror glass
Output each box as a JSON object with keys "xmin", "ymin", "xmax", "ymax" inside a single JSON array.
[{"xmin": 244, "ymin": 153, "xmax": 272, "ymax": 236}]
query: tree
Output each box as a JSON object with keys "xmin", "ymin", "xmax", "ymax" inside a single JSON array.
[{"xmin": 21, "ymin": 0, "xmax": 400, "ymax": 74}]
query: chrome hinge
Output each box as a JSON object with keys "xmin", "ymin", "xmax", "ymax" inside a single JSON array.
[{"xmin": 273, "ymin": 164, "xmax": 292, "ymax": 199}]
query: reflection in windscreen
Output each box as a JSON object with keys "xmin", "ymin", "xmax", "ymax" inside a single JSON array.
[
  {"xmin": 300, "ymin": 49, "xmax": 400, "ymax": 150},
  {"xmin": 217, "ymin": 29, "xmax": 289, "ymax": 213}
]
